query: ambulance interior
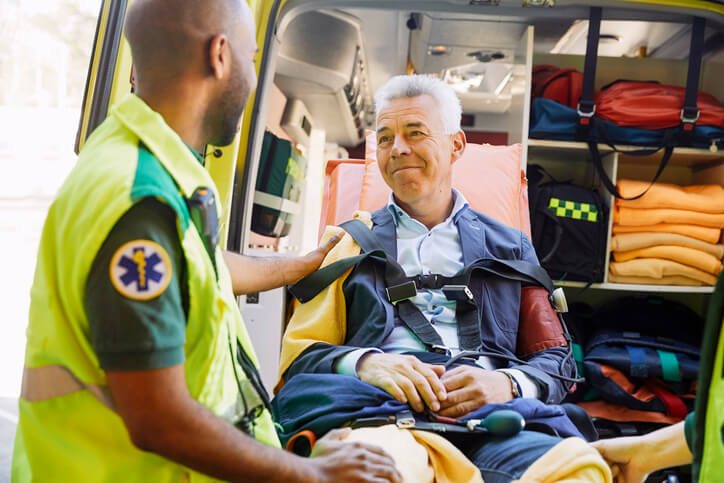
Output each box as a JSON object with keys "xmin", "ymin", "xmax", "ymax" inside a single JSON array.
[{"xmin": 237, "ymin": 4, "xmax": 724, "ymax": 457}]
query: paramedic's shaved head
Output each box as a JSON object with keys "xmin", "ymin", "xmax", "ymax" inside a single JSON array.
[{"xmin": 125, "ymin": 0, "xmax": 258, "ymax": 148}]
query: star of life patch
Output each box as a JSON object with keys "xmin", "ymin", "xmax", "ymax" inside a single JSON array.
[{"xmin": 109, "ymin": 239, "xmax": 172, "ymax": 300}]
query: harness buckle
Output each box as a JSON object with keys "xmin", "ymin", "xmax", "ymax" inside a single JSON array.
[
  {"xmin": 395, "ymin": 410, "xmax": 416, "ymax": 429},
  {"xmin": 415, "ymin": 274, "xmax": 441, "ymax": 290},
  {"xmin": 386, "ymin": 281, "xmax": 417, "ymax": 305},
  {"xmin": 431, "ymin": 345, "xmax": 451, "ymax": 356},
  {"xmin": 442, "ymin": 285, "xmax": 474, "ymax": 303}
]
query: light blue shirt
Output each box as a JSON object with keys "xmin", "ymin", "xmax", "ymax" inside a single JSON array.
[{"xmin": 336, "ymin": 189, "xmax": 539, "ymax": 398}]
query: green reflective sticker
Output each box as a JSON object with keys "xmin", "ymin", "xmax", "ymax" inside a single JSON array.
[
  {"xmin": 657, "ymin": 350, "xmax": 681, "ymax": 382},
  {"xmin": 548, "ymin": 197, "xmax": 598, "ymax": 222}
]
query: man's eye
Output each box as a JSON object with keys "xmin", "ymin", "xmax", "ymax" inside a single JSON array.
[
  {"xmin": 410, "ymin": 131, "xmax": 422, "ymax": 136},
  {"xmin": 378, "ymin": 136, "xmax": 391, "ymax": 144}
]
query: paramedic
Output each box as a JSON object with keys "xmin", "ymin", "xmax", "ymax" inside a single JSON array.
[
  {"xmin": 280, "ymin": 74, "xmax": 575, "ymax": 482},
  {"xmin": 11, "ymin": 0, "xmax": 401, "ymax": 482}
]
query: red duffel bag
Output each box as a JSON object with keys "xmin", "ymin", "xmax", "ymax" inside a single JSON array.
[
  {"xmin": 532, "ymin": 65, "xmax": 584, "ymax": 109},
  {"xmin": 596, "ymin": 80, "xmax": 724, "ymax": 130}
]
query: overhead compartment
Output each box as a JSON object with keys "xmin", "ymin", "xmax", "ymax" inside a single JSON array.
[{"xmin": 275, "ymin": 10, "xmax": 372, "ymax": 147}]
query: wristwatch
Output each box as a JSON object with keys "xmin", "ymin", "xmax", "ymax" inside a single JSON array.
[{"xmin": 500, "ymin": 370, "xmax": 521, "ymax": 399}]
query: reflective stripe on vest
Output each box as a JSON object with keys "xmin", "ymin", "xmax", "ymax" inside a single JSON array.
[{"xmin": 21, "ymin": 365, "xmax": 115, "ymax": 412}]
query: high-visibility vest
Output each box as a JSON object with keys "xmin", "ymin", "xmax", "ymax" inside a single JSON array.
[
  {"xmin": 696, "ymin": 278, "xmax": 724, "ymax": 480},
  {"xmin": 12, "ymin": 94, "xmax": 279, "ymax": 482}
]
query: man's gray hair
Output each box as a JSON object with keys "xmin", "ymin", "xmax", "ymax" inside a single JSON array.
[{"xmin": 374, "ymin": 74, "xmax": 462, "ymax": 134}]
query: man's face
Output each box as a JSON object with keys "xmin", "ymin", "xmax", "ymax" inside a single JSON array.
[
  {"xmin": 211, "ymin": 3, "xmax": 258, "ymax": 146},
  {"xmin": 376, "ymin": 95, "xmax": 458, "ymax": 205}
]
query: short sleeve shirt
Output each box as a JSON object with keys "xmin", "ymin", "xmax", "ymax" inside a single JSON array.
[
  {"xmin": 85, "ymin": 197, "xmax": 188, "ymax": 371},
  {"xmin": 84, "ymin": 145, "xmax": 204, "ymax": 371}
]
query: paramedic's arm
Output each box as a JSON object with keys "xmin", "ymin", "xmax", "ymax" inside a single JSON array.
[
  {"xmin": 592, "ymin": 419, "xmax": 691, "ymax": 482},
  {"xmin": 107, "ymin": 366, "xmax": 402, "ymax": 483},
  {"xmin": 223, "ymin": 233, "xmax": 341, "ymax": 295}
]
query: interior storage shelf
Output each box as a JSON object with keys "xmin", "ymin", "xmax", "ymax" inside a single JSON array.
[{"xmin": 556, "ymin": 280, "xmax": 715, "ymax": 294}]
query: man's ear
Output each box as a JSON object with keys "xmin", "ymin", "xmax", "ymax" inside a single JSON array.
[
  {"xmin": 208, "ymin": 34, "xmax": 229, "ymax": 80},
  {"xmin": 450, "ymin": 130, "xmax": 467, "ymax": 164}
]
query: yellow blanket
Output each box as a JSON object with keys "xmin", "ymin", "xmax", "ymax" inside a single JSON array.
[
  {"xmin": 616, "ymin": 179, "xmax": 724, "ymax": 214},
  {"xmin": 609, "ymin": 258, "xmax": 717, "ymax": 285},
  {"xmin": 611, "ymin": 223, "xmax": 721, "ymax": 244},
  {"xmin": 610, "ymin": 232, "xmax": 724, "ymax": 259},
  {"xmin": 608, "ymin": 273, "xmax": 706, "ymax": 286},
  {"xmin": 514, "ymin": 437, "xmax": 611, "ymax": 483},
  {"xmin": 612, "ymin": 246, "xmax": 722, "ymax": 275},
  {"xmin": 344, "ymin": 425, "xmax": 483, "ymax": 483},
  {"xmin": 614, "ymin": 205, "xmax": 724, "ymax": 229},
  {"xmin": 277, "ymin": 213, "xmax": 369, "ymax": 391}
]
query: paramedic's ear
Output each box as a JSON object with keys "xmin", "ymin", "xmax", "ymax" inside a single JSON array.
[
  {"xmin": 450, "ymin": 130, "xmax": 466, "ymax": 164},
  {"xmin": 208, "ymin": 34, "xmax": 229, "ymax": 80}
]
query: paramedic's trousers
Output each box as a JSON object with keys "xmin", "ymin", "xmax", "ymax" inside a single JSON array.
[{"xmin": 450, "ymin": 429, "xmax": 560, "ymax": 482}]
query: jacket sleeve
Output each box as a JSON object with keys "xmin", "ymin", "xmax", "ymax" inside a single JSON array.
[{"xmin": 507, "ymin": 232, "xmax": 575, "ymax": 404}]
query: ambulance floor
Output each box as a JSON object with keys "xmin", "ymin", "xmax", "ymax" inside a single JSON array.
[{"xmin": 0, "ymin": 398, "xmax": 17, "ymax": 483}]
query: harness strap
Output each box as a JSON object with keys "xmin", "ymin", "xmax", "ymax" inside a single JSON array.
[{"xmin": 21, "ymin": 365, "xmax": 116, "ymax": 412}]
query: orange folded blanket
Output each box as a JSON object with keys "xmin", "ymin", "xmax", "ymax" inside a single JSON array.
[
  {"xmin": 614, "ymin": 206, "xmax": 724, "ymax": 228},
  {"xmin": 608, "ymin": 273, "xmax": 706, "ymax": 286},
  {"xmin": 609, "ymin": 258, "xmax": 717, "ymax": 285},
  {"xmin": 612, "ymin": 246, "xmax": 722, "ymax": 275},
  {"xmin": 617, "ymin": 179, "xmax": 724, "ymax": 213},
  {"xmin": 612, "ymin": 223, "xmax": 721, "ymax": 244},
  {"xmin": 611, "ymin": 232, "xmax": 724, "ymax": 259}
]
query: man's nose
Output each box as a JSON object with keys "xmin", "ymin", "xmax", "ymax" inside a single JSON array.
[{"xmin": 391, "ymin": 134, "xmax": 411, "ymax": 157}]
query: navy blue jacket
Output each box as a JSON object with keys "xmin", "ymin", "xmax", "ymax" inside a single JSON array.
[{"xmin": 284, "ymin": 207, "xmax": 573, "ymax": 403}]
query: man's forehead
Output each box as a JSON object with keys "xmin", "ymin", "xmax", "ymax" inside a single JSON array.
[{"xmin": 376, "ymin": 95, "xmax": 443, "ymax": 130}]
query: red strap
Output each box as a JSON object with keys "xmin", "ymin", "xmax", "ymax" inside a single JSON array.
[{"xmin": 648, "ymin": 383, "xmax": 687, "ymax": 419}]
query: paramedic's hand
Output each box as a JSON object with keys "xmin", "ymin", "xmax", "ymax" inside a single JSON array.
[
  {"xmin": 437, "ymin": 366, "xmax": 512, "ymax": 418},
  {"xmin": 309, "ymin": 428, "xmax": 402, "ymax": 483},
  {"xmin": 357, "ymin": 353, "xmax": 447, "ymax": 413},
  {"xmin": 592, "ymin": 422, "xmax": 691, "ymax": 483},
  {"xmin": 285, "ymin": 233, "xmax": 343, "ymax": 284},
  {"xmin": 223, "ymin": 233, "xmax": 342, "ymax": 295},
  {"xmin": 591, "ymin": 436, "xmax": 652, "ymax": 483}
]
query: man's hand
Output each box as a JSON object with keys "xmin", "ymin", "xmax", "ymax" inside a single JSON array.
[
  {"xmin": 591, "ymin": 436, "xmax": 652, "ymax": 483},
  {"xmin": 284, "ymin": 233, "xmax": 342, "ymax": 285},
  {"xmin": 357, "ymin": 353, "xmax": 446, "ymax": 412},
  {"xmin": 437, "ymin": 366, "xmax": 513, "ymax": 418},
  {"xmin": 308, "ymin": 428, "xmax": 402, "ymax": 483}
]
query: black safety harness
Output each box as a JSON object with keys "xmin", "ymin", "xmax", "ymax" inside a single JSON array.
[{"xmin": 289, "ymin": 219, "xmax": 582, "ymax": 389}]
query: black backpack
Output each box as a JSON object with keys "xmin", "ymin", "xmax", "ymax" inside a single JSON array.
[{"xmin": 527, "ymin": 165, "xmax": 608, "ymax": 283}]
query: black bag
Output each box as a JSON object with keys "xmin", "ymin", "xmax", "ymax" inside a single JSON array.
[{"xmin": 527, "ymin": 165, "xmax": 608, "ymax": 283}]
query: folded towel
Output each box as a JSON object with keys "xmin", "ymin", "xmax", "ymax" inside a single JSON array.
[
  {"xmin": 608, "ymin": 273, "xmax": 706, "ymax": 286},
  {"xmin": 617, "ymin": 180, "xmax": 724, "ymax": 213},
  {"xmin": 514, "ymin": 437, "xmax": 612, "ymax": 483},
  {"xmin": 612, "ymin": 246, "xmax": 722, "ymax": 275},
  {"xmin": 609, "ymin": 258, "xmax": 717, "ymax": 285},
  {"xmin": 614, "ymin": 205, "xmax": 724, "ymax": 228},
  {"xmin": 611, "ymin": 232, "xmax": 724, "ymax": 259},
  {"xmin": 612, "ymin": 223, "xmax": 721, "ymax": 244}
]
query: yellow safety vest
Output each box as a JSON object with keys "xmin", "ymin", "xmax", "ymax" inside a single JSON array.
[{"xmin": 12, "ymin": 94, "xmax": 279, "ymax": 482}]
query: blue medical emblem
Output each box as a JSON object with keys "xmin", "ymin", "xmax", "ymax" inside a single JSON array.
[
  {"xmin": 117, "ymin": 247, "xmax": 164, "ymax": 291},
  {"xmin": 110, "ymin": 240, "xmax": 172, "ymax": 300}
]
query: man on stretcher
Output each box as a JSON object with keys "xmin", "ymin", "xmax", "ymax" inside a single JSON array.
[{"xmin": 276, "ymin": 74, "xmax": 612, "ymax": 482}]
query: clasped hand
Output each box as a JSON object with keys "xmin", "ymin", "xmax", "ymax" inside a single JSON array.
[{"xmin": 357, "ymin": 353, "xmax": 514, "ymax": 418}]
